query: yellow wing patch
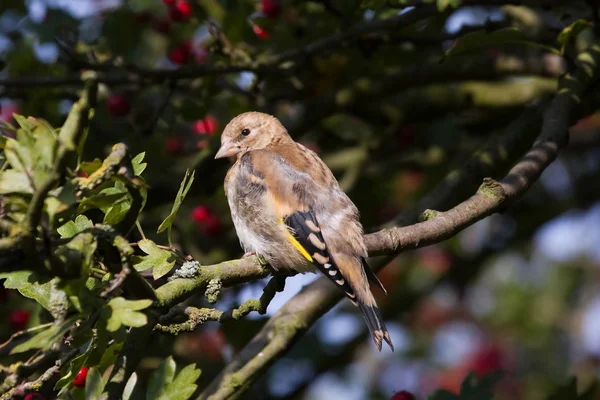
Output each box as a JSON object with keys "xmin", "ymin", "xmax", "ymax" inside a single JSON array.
[{"xmin": 278, "ymin": 217, "xmax": 313, "ymax": 262}]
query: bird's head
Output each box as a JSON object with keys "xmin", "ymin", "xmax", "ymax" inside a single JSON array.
[{"xmin": 215, "ymin": 112, "xmax": 290, "ymax": 159}]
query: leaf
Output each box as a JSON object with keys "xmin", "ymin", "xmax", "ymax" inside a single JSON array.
[
  {"xmin": 106, "ymin": 297, "xmax": 153, "ymax": 332},
  {"xmin": 18, "ymin": 277, "xmax": 62, "ymax": 312},
  {"xmin": 557, "ymin": 20, "xmax": 592, "ymax": 53},
  {"xmin": 445, "ymin": 28, "xmax": 558, "ymax": 58},
  {"xmin": 57, "ymin": 215, "xmax": 94, "ymax": 238},
  {"xmin": 437, "ymin": 0, "xmax": 461, "ymax": 11},
  {"xmin": 0, "ymin": 270, "xmax": 34, "ymax": 289},
  {"xmin": 133, "ymin": 239, "xmax": 176, "ymax": 279},
  {"xmin": 123, "ymin": 372, "xmax": 138, "ymax": 400},
  {"xmin": 147, "ymin": 357, "xmax": 177, "ymax": 400},
  {"xmin": 131, "ymin": 152, "xmax": 147, "ymax": 176},
  {"xmin": 85, "ymin": 367, "xmax": 105, "ymax": 400},
  {"xmin": 157, "ymin": 170, "xmax": 195, "ymax": 246},
  {"xmin": 159, "ymin": 363, "xmax": 202, "ymax": 400},
  {"xmin": 11, "ymin": 316, "xmax": 77, "ymax": 354},
  {"xmin": 0, "ymin": 170, "xmax": 34, "ymax": 194}
]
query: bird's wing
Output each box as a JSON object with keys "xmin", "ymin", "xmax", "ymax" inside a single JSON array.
[{"xmin": 240, "ymin": 149, "xmax": 360, "ymax": 302}]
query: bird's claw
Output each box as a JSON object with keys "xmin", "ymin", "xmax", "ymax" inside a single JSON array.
[{"xmin": 242, "ymin": 251, "xmax": 256, "ymax": 258}]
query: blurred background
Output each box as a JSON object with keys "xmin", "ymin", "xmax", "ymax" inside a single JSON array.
[{"xmin": 1, "ymin": 0, "xmax": 600, "ymax": 399}]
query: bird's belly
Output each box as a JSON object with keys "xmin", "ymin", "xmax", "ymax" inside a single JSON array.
[{"xmin": 231, "ymin": 214, "xmax": 316, "ymax": 274}]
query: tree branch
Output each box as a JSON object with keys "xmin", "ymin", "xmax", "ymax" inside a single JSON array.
[{"xmin": 198, "ymin": 39, "xmax": 600, "ymax": 400}]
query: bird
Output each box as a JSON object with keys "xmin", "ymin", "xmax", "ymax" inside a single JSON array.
[{"xmin": 215, "ymin": 112, "xmax": 393, "ymax": 351}]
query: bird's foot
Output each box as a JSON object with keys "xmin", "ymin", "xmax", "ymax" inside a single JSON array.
[{"xmin": 242, "ymin": 251, "xmax": 256, "ymax": 258}]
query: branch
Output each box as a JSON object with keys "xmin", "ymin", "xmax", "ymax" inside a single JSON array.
[
  {"xmin": 199, "ymin": 40, "xmax": 600, "ymax": 400},
  {"xmin": 286, "ymin": 52, "xmax": 564, "ymax": 135}
]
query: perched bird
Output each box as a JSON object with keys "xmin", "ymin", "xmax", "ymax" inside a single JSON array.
[{"xmin": 215, "ymin": 112, "xmax": 393, "ymax": 351}]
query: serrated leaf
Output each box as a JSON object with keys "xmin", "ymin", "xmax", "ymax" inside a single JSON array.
[
  {"xmin": 446, "ymin": 28, "xmax": 558, "ymax": 58},
  {"xmin": 11, "ymin": 316, "xmax": 77, "ymax": 354},
  {"xmin": 0, "ymin": 270, "xmax": 34, "ymax": 289},
  {"xmin": 57, "ymin": 215, "xmax": 94, "ymax": 238},
  {"xmin": 157, "ymin": 170, "xmax": 195, "ymax": 246},
  {"xmin": 147, "ymin": 357, "xmax": 177, "ymax": 400},
  {"xmin": 131, "ymin": 152, "xmax": 147, "ymax": 176},
  {"xmin": 106, "ymin": 297, "xmax": 153, "ymax": 332},
  {"xmin": 557, "ymin": 20, "xmax": 592, "ymax": 53},
  {"xmin": 85, "ymin": 367, "xmax": 105, "ymax": 400},
  {"xmin": 123, "ymin": 372, "xmax": 138, "ymax": 400},
  {"xmin": 159, "ymin": 363, "xmax": 202, "ymax": 400},
  {"xmin": 133, "ymin": 239, "xmax": 176, "ymax": 279},
  {"xmin": 18, "ymin": 277, "xmax": 62, "ymax": 312}
]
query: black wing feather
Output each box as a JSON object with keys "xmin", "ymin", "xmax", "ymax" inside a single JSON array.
[{"xmin": 284, "ymin": 210, "xmax": 358, "ymax": 305}]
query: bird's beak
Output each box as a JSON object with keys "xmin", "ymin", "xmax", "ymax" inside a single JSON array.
[{"xmin": 215, "ymin": 142, "xmax": 240, "ymax": 159}]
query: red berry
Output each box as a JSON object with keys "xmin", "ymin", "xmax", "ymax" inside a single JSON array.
[
  {"xmin": 72, "ymin": 367, "xmax": 88, "ymax": 387},
  {"xmin": 107, "ymin": 94, "xmax": 130, "ymax": 117},
  {"xmin": 470, "ymin": 344, "xmax": 504, "ymax": 377},
  {"xmin": 8, "ymin": 310, "xmax": 29, "ymax": 330},
  {"xmin": 262, "ymin": 0, "xmax": 282, "ymax": 18},
  {"xmin": 163, "ymin": 0, "xmax": 175, "ymax": 4},
  {"xmin": 252, "ymin": 24, "xmax": 269, "ymax": 39},
  {"xmin": 391, "ymin": 391, "xmax": 416, "ymax": 400},
  {"xmin": 166, "ymin": 137, "xmax": 183, "ymax": 154},
  {"xmin": 192, "ymin": 116, "xmax": 218, "ymax": 135},
  {"xmin": 191, "ymin": 205, "xmax": 211, "ymax": 223},
  {"xmin": 169, "ymin": 1, "xmax": 192, "ymax": 21},
  {"xmin": 24, "ymin": 394, "xmax": 45, "ymax": 400},
  {"xmin": 169, "ymin": 41, "xmax": 192, "ymax": 65}
]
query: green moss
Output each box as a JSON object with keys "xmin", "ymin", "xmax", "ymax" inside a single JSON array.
[
  {"xmin": 477, "ymin": 177, "xmax": 505, "ymax": 199},
  {"xmin": 419, "ymin": 209, "xmax": 439, "ymax": 222},
  {"xmin": 232, "ymin": 299, "xmax": 261, "ymax": 319}
]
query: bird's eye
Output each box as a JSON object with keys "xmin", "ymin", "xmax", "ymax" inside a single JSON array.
[{"xmin": 241, "ymin": 128, "xmax": 251, "ymax": 136}]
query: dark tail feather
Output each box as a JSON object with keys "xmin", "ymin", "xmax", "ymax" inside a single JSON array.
[{"xmin": 359, "ymin": 303, "xmax": 394, "ymax": 352}]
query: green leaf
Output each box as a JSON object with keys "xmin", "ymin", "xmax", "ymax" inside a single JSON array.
[
  {"xmin": 57, "ymin": 215, "xmax": 94, "ymax": 238},
  {"xmin": 133, "ymin": 239, "xmax": 176, "ymax": 279},
  {"xmin": 0, "ymin": 170, "xmax": 34, "ymax": 194},
  {"xmin": 557, "ymin": 20, "xmax": 592, "ymax": 53},
  {"xmin": 18, "ymin": 277, "xmax": 62, "ymax": 312},
  {"xmin": 0, "ymin": 270, "xmax": 34, "ymax": 289},
  {"xmin": 445, "ymin": 28, "xmax": 558, "ymax": 58},
  {"xmin": 147, "ymin": 357, "xmax": 177, "ymax": 400},
  {"xmin": 11, "ymin": 316, "xmax": 77, "ymax": 354},
  {"xmin": 106, "ymin": 297, "xmax": 153, "ymax": 332},
  {"xmin": 437, "ymin": 0, "xmax": 461, "ymax": 11},
  {"xmin": 4, "ymin": 136, "xmax": 31, "ymax": 172},
  {"xmin": 159, "ymin": 363, "xmax": 202, "ymax": 400},
  {"xmin": 157, "ymin": 170, "xmax": 195, "ymax": 246},
  {"xmin": 131, "ymin": 152, "xmax": 147, "ymax": 176},
  {"xmin": 123, "ymin": 372, "xmax": 138, "ymax": 400},
  {"xmin": 85, "ymin": 367, "xmax": 105, "ymax": 400},
  {"xmin": 13, "ymin": 114, "xmax": 36, "ymax": 132}
]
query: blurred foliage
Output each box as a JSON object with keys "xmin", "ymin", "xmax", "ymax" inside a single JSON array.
[{"xmin": 0, "ymin": 0, "xmax": 600, "ymax": 399}]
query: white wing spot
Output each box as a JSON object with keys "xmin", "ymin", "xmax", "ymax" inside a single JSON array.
[
  {"xmin": 335, "ymin": 278, "xmax": 345, "ymax": 285},
  {"xmin": 328, "ymin": 270, "xmax": 337, "ymax": 276}
]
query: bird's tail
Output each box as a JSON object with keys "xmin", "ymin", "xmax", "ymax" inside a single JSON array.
[{"xmin": 359, "ymin": 301, "xmax": 394, "ymax": 352}]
